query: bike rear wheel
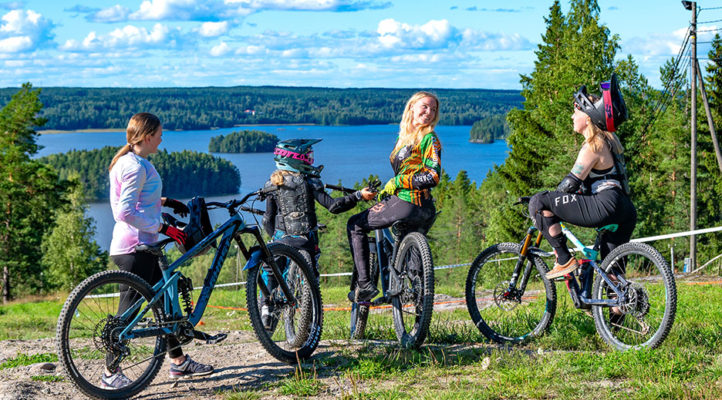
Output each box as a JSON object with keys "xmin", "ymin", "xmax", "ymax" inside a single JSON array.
[
  {"xmin": 246, "ymin": 243, "xmax": 323, "ymax": 363},
  {"xmin": 349, "ymin": 249, "xmax": 378, "ymax": 340},
  {"xmin": 56, "ymin": 270, "xmax": 167, "ymax": 399},
  {"xmin": 465, "ymin": 242, "xmax": 556, "ymax": 344},
  {"xmin": 391, "ymin": 232, "xmax": 434, "ymax": 348},
  {"xmin": 592, "ymin": 242, "xmax": 677, "ymax": 351}
]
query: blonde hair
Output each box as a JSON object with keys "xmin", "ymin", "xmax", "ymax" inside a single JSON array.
[
  {"xmin": 108, "ymin": 113, "xmax": 161, "ymax": 171},
  {"xmin": 395, "ymin": 91, "xmax": 441, "ymax": 151},
  {"xmin": 270, "ymin": 169, "xmax": 300, "ymax": 186},
  {"xmin": 582, "ymin": 114, "xmax": 624, "ymax": 154}
]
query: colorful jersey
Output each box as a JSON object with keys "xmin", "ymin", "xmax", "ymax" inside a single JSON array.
[{"xmin": 389, "ymin": 132, "xmax": 442, "ymax": 206}]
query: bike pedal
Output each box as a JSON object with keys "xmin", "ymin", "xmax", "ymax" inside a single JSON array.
[
  {"xmin": 193, "ymin": 330, "xmax": 228, "ymax": 344},
  {"xmin": 371, "ymin": 296, "xmax": 388, "ymax": 306}
]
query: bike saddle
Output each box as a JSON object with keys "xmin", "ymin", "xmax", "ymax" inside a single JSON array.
[
  {"xmin": 596, "ymin": 224, "xmax": 619, "ymax": 233},
  {"xmin": 135, "ymin": 238, "xmax": 175, "ymax": 256}
]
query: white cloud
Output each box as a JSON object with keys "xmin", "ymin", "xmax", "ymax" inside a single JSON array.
[
  {"xmin": 0, "ymin": 9, "xmax": 54, "ymax": 53},
  {"xmin": 378, "ymin": 19, "xmax": 455, "ymax": 49},
  {"xmin": 92, "ymin": 5, "xmax": 131, "ymax": 23},
  {"xmin": 130, "ymin": 0, "xmax": 221, "ymax": 21},
  {"xmin": 198, "ymin": 21, "xmax": 228, "ymax": 37},
  {"xmin": 0, "ymin": 35, "xmax": 31, "ymax": 52},
  {"xmin": 62, "ymin": 23, "xmax": 173, "ymax": 52},
  {"xmin": 210, "ymin": 41, "xmax": 230, "ymax": 56}
]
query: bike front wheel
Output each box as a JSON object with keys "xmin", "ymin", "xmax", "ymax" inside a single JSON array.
[
  {"xmin": 56, "ymin": 270, "xmax": 167, "ymax": 399},
  {"xmin": 349, "ymin": 248, "xmax": 378, "ymax": 340},
  {"xmin": 246, "ymin": 243, "xmax": 323, "ymax": 363},
  {"xmin": 391, "ymin": 232, "xmax": 434, "ymax": 348},
  {"xmin": 465, "ymin": 242, "xmax": 556, "ymax": 344},
  {"xmin": 592, "ymin": 242, "xmax": 677, "ymax": 351}
]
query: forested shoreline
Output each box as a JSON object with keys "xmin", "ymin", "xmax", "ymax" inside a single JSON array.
[
  {"xmin": 0, "ymin": 86, "xmax": 522, "ymax": 131},
  {"xmin": 40, "ymin": 147, "xmax": 241, "ymax": 201}
]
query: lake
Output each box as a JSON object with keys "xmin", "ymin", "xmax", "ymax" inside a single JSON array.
[{"xmin": 36, "ymin": 125, "xmax": 509, "ymax": 249}]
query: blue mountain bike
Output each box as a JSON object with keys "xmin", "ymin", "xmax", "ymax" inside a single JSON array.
[{"xmin": 56, "ymin": 190, "xmax": 322, "ymax": 399}]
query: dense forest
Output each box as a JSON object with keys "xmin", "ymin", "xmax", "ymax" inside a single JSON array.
[
  {"xmin": 40, "ymin": 147, "xmax": 241, "ymax": 201},
  {"xmin": 0, "ymin": 86, "xmax": 522, "ymax": 131},
  {"xmin": 469, "ymin": 115, "xmax": 510, "ymax": 143},
  {"xmin": 4, "ymin": 0, "xmax": 722, "ymax": 302},
  {"xmin": 208, "ymin": 130, "xmax": 278, "ymax": 153}
]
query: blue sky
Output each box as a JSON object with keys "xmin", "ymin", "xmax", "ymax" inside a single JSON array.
[{"xmin": 0, "ymin": 0, "xmax": 716, "ymax": 89}]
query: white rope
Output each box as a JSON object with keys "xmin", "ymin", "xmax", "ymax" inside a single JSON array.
[{"xmin": 630, "ymin": 225, "xmax": 722, "ymax": 243}]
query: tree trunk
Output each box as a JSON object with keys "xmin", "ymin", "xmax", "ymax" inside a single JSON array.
[{"xmin": 2, "ymin": 264, "xmax": 8, "ymax": 305}]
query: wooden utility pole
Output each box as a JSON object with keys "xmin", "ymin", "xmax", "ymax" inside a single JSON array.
[{"xmin": 687, "ymin": 0, "xmax": 698, "ymax": 270}]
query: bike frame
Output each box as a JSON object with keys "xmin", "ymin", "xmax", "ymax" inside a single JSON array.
[
  {"xmin": 514, "ymin": 222, "xmax": 627, "ymax": 309},
  {"xmin": 371, "ymin": 227, "xmax": 402, "ymax": 299},
  {"xmin": 117, "ymin": 204, "xmax": 296, "ymax": 342}
]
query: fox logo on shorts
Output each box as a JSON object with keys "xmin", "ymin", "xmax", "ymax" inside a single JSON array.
[{"xmin": 554, "ymin": 194, "xmax": 577, "ymax": 206}]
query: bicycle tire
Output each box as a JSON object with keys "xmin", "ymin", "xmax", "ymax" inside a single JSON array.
[
  {"xmin": 56, "ymin": 270, "xmax": 167, "ymax": 399},
  {"xmin": 591, "ymin": 242, "xmax": 677, "ymax": 351},
  {"xmin": 391, "ymin": 232, "xmax": 434, "ymax": 348},
  {"xmin": 246, "ymin": 243, "xmax": 323, "ymax": 363},
  {"xmin": 465, "ymin": 242, "xmax": 556, "ymax": 344},
  {"xmin": 349, "ymin": 250, "xmax": 378, "ymax": 340}
]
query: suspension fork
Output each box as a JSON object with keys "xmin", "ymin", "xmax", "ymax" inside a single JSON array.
[
  {"xmin": 511, "ymin": 227, "xmax": 543, "ymax": 293},
  {"xmin": 235, "ymin": 228, "xmax": 297, "ymax": 306}
]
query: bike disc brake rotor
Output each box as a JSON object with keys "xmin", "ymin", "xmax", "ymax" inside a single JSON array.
[
  {"xmin": 620, "ymin": 282, "xmax": 650, "ymax": 319},
  {"xmin": 493, "ymin": 281, "xmax": 521, "ymax": 311}
]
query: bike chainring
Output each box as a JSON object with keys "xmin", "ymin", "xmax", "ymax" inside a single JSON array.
[
  {"xmin": 493, "ymin": 281, "xmax": 522, "ymax": 311},
  {"xmin": 174, "ymin": 320, "xmax": 196, "ymax": 345}
]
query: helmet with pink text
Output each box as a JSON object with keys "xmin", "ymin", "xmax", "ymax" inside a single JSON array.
[
  {"xmin": 273, "ymin": 138, "xmax": 323, "ymax": 177},
  {"xmin": 573, "ymin": 73, "xmax": 628, "ymax": 132}
]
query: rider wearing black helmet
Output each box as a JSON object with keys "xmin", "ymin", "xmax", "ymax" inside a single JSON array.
[
  {"xmin": 260, "ymin": 138, "xmax": 376, "ymax": 329},
  {"xmin": 529, "ymin": 73, "xmax": 636, "ymax": 279}
]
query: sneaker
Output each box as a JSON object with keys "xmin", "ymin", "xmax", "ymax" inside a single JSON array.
[
  {"xmin": 100, "ymin": 370, "xmax": 132, "ymax": 390},
  {"xmin": 546, "ymin": 258, "xmax": 579, "ymax": 279},
  {"xmin": 169, "ymin": 355, "xmax": 214, "ymax": 379},
  {"xmin": 261, "ymin": 304, "xmax": 276, "ymax": 331},
  {"xmin": 347, "ymin": 282, "xmax": 379, "ymax": 303}
]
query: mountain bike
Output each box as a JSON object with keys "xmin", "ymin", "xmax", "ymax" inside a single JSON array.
[
  {"xmin": 327, "ymin": 184, "xmax": 436, "ymax": 349},
  {"xmin": 56, "ymin": 190, "xmax": 322, "ymax": 399},
  {"xmin": 465, "ymin": 196, "xmax": 677, "ymax": 351}
]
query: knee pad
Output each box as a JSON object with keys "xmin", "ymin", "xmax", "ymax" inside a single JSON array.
[{"xmin": 528, "ymin": 193, "xmax": 546, "ymax": 230}]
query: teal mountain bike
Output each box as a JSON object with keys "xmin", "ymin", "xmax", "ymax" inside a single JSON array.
[{"xmin": 56, "ymin": 190, "xmax": 322, "ymax": 399}]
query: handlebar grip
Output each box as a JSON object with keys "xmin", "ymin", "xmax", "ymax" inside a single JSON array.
[
  {"xmin": 514, "ymin": 196, "xmax": 531, "ymax": 206},
  {"xmin": 240, "ymin": 206, "xmax": 265, "ymax": 215}
]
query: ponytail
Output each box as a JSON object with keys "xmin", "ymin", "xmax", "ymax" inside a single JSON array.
[{"xmin": 108, "ymin": 144, "xmax": 132, "ymax": 171}]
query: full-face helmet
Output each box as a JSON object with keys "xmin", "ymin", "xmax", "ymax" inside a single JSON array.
[
  {"xmin": 573, "ymin": 73, "xmax": 628, "ymax": 132},
  {"xmin": 273, "ymin": 138, "xmax": 323, "ymax": 177}
]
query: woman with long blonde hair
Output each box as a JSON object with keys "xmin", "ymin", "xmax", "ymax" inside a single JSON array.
[
  {"xmin": 528, "ymin": 74, "xmax": 636, "ymax": 280},
  {"xmin": 346, "ymin": 91, "xmax": 442, "ymax": 302}
]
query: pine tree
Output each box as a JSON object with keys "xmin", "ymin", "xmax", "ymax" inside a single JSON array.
[
  {"xmin": 41, "ymin": 173, "xmax": 107, "ymax": 291},
  {"xmin": 0, "ymin": 83, "xmax": 67, "ymax": 302}
]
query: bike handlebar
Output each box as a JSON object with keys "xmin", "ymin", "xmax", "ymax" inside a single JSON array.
[{"xmin": 324, "ymin": 183, "xmax": 356, "ymax": 194}]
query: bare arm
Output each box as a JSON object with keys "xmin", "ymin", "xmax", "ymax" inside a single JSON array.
[{"xmin": 569, "ymin": 144, "xmax": 600, "ymax": 180}]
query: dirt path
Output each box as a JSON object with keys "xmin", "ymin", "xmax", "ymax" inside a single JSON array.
[{"xmin": 0, "ymin": 331, "xmax": 366, "ymax": 400}]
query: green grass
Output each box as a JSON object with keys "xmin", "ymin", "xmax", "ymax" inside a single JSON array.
[
  {"xmin": 0, "ymin": 353, "xmax": 58, "ymax": 369},
  {"xmin": 0, "ymin": 299, "xmax": 64, "ymax": 340},
  {"xmin": 3, "ymin": 280, "xmax": 722, "ymax": 398},
  {"xmin": 30, "ymin": 375, "xmax": 64, "ymax": 382}
]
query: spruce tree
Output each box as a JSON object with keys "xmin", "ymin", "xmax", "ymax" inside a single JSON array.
[{"xmin": 0, "ymin": 83, "xmax": 67, "ymax": 302}]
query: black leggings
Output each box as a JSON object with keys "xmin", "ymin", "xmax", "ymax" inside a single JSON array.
[
  {"xmin": 111, "ymin": 252, "xmax": 184, "ymax": 359},
  {"xmin": 346, "ymin": 195, "xmax": 435, "ymax": 285},
  {"xmin": 528, "ymin": 188, "xmax": 637, "ymax": 260}
]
